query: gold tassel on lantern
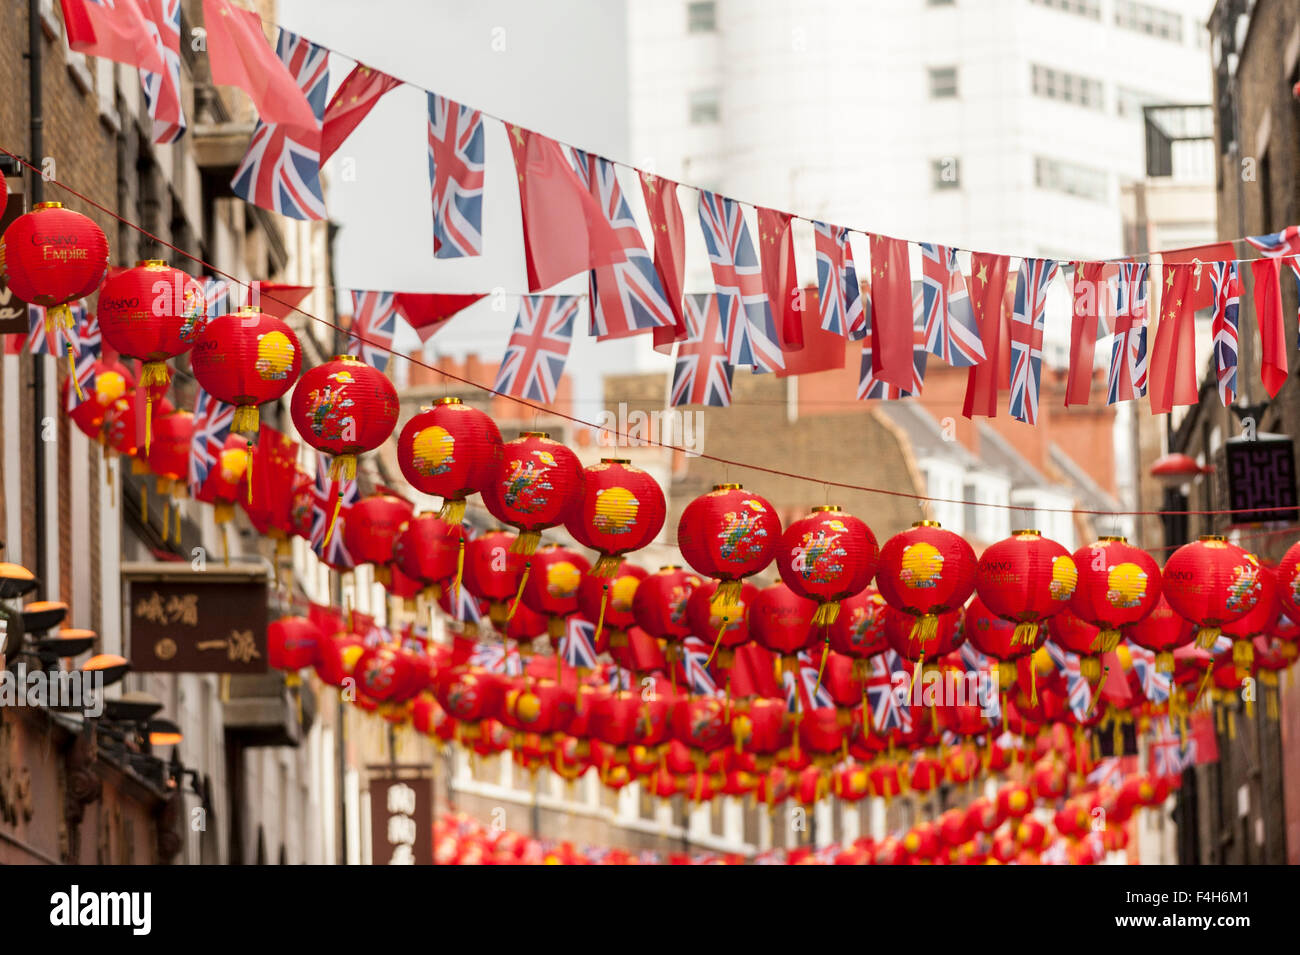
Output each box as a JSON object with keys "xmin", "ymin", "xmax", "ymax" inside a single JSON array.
[
  {"xmin": 910, "ymin": 613, "xmax": 938, "ymax": 649},
  {"xmin": 812, "ymin": 601, "xmax": 841, "ymax": 627},
  {"xmin": 1232, "ymin": 640, "xmax": 1254, "ymax": 679},
  {"xmin": 452, "ymin": 536, "xmax": 466, "ymax": 604},
  {"xmin": 232, "ymin": 404, "xmax": 259, "ymax": 434},
  {"xmin": 591, "ymin": 553, "xmax": 622, "ymax": 578},
  {"xmin": 506, "ymin": 561, "xmax": 531, "ymax": 622},
  {"xmin": 1013, "ymin": 621, "xmax": 1040, "ymax": 647},
  {"xmin": 45, "ymin": 302, "xmax": 75, "ymax": 334},
  {"xmin": 814, "ymin": 633, "xmax": 831, "ymax": 697},
  {"xmin": 438, "ymin": 498, "xmax": 466, "ymax": 526},
  {"xmin": 322, "ymin": 454, "xmax": 357, "ymax": 547},
  {"xmin": 1195, "ymin": 626, "xmax": 1221, "ymax": 651},
  {"xmin": 510, "ymin": 530, "xmax": 542, "ymax": 555},
  {"xmin": 1090, "ymin": 628, "xmax": 1121, "ymax": 653},
  {"xmin": 66, "ymin": 343, "xmax": 84, "ymax": 402},
  {"xmin": 593, "ymin": 582, "xmax": 610, "ymax": 647},
  {"xmin": 711, "ymin": 578, "xmax": 744, "ymax": 611}
]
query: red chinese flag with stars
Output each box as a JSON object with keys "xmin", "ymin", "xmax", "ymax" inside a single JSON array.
[
  {"xmin": 962, "ymin": 252, "xmax": 1011, "ymax": 418},
  {"xmin": 321, "ymin": 63, "xmax": 402, "ymax": 163},
  {"xmin": 1163, "ymin": 240, "xmax": 1236, "ymax": 311},
  {"xmin": 638, "ymin": 172, "xmax": 688, "ymax": 353},
  {"xmin": 1065, "ymin": 261, "xmax": 1109, "ymax": 406},
  {"xmin": 757, "ymin": 208, "xmax": 801, "ymax": 351},
  {"xmin": 867, "ymin": 234, "xmax": 913, "ymax": 391},
  {"xmin": 506, "ymin": 126, "xmax": 625, "ymax": 292},
  {"xmin": 1252, "ymin": 257, "xmax": 1288, "ymax": 397},
  {"xmin": 61, "ymin": 0, "xmax": 164, "ymax": 73},
  {"xmin": 1148, "ymin": 263, "xmax": 1199, "ymax": 415}
]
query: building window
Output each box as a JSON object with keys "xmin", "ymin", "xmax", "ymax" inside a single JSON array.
[
  {"xmin": 932, "ymin": 157, "xmax": 961, "ymax": 189},
  {"xmin": 1116, "ymin": 85, "xmax": 1163, "ymax": 118},
  {"xmin": 928, "ymin": 66, "xmax": 959, "ymax": 99},
  {"xmin": 1114, "ymin": 0, "xmax": 1183, "ymax": 42},
  {"xmin": 1035, "ymin": 155, "xmax": 1109, "ymax": 202},
  {"xmin": 689, "ymin": 88, "xmax": 720, "ymax": 124},
  {"xmin": 1031, "ymin": 63, "xmax": 1104, "ymax": 110},
  {"xmin": 687, "ymin": 1, "xmax": 716, "ymax": 32},
  {"xmin": 1029, "ymin": 0, "xmax": 1100, "ymax": 18}
]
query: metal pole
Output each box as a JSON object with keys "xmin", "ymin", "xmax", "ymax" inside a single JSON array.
[
  {"xmin": 27, "ymin": 0, "xmax": 46, "ymax": 599},
  {"xmin": 1224, "ymin": 7, "xmax": 1252, "ymax": 406}
]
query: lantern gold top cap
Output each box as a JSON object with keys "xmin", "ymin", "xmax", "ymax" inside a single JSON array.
[
  {"xmin": 714, "ymin": 483, "xmax": 742, "ymax": 491},
  {"xmin": 235, "ymin": 304, "xmax": 260, "ymax": 314},
  {"xmin": 912, "ymin": 520, "xmax": 941, "ymax": 528},
  {"xmin": 1098, "ymin": 535, "xmax": 1127, "ymax": 543},
  {"xmin": 812, "ymin": 505, "xmax": 841, "ymax": 513},
  {"xmin": 331, "ymin": 353, "xmax": 362, "ymax": 362},
  {"xmin": 138, "ymin": 259, "xmax": 168, "ymax": 268},
  {"xmin": 659, "ymin": 564, "xmax": 681, "ymax": 571},
  {"xmin": 601, "ymin": 458, "xmax": 631, "ymax": 465},
  {"xmin": 34, "ymin": 201, "xmax": 62, "ymax": 210},
  {"xmin": 1012, "ymin": 528, "xmax": 1041, "ymax": 536},
  {"xmin": 1198, "ymin": 534, "xmax": 1226, "ymax": 542},
  {"xmin": 435, "ymin": 396, "xmax": 462, "ymax": 406},
  {"xmin": 520, "ymin": 430, "xmax": 550, "ymax": 439}
]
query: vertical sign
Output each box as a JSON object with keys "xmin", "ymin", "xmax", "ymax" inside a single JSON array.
[
  {"xmin": 0, "ymin": 176, "xmax": 30, "ymax": 334},
  {"xmin": 368, "ymin": 776, "xmax": 432, "ymax": 865}
]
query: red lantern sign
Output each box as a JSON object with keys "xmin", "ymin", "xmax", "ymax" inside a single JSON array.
[
  {"xmin": 1, "ymin": 202, "xmax": 108, "ymax": 331},
  {"xmin": 677, "ymin": 483, "xmax": 781, "ymax": 610},
  {"xmin": 190, "ymin": 306, "xmax": 301, "ymax": 433},
  {"xmin": 1162, "ymin": 535, "xmax": 1261, "ymax": 649},
  {"xmin": 396, "ymin": 397, "xmax": 502, "ymax": 523},
  {"xmin": 484, "ymin": 431, "xmax": 581, "ymax": 555},
  {"xmin": 975, "ymin": 530, "xmax": 1077, "ymax": 646},
  {"xmin": 566, "ymin": 459, "xmax": 666, "ymax": 576}
]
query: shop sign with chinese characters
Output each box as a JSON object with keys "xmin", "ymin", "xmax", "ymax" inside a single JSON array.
[
  {"xmin": 122, "ymin": 563, "xmax": 268, "ymax": 674},
  {"xmin": 368, "ymin": 775, "xmax": 432, "ymax": 865}
]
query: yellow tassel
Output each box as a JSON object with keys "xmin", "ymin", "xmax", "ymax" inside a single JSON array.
[
  {"xmin": 1195, "ymin": 626, "xmax": 1221, "ymax": 650},
  {"xmin": 1228, "ymin": 708, "xmax": 1237, "ymax": 740},
  {"xmin": 1030, "ymin": 654, "xmax": 1038, "ymax": 706},
  {"xmin": 812, "ymin": 601, "xmax": 841, "ymax": 626},
  {"xmin": 1013, "ymin": 621, "xmax": 1038, "ymax": 647},
  {"xmin": 175, "ymin": 502, "xmax": 182, "ymax": 541},
  {"xmin": 910, "ymin": 653, "xmax": 925, "ymax": 699},
  {"xmin": 144, "ymin": 393, "xmax": 153, "ymax": 457},
  {"xmin": 1090, "ymin": 628, "xmax": 1120, "ymax": 652},
  {"xmin": 593, "ymin": 583, "xmax": 609, "ymax": 646},
  {"xmin": 704, "ymin": 611, "xmax": 730, "ymax": 668},
  {"xmin": 814, "ymin": 634, "xmax": 830, "ymax": 698},
  {"xmin": 161, "ymin": 499, "xmax": 170, "ymax": 543},
  {"xmin": 67, "ymin": 343, "xmax": 84, "ymax": 401},
  {"xmin": 507, "ymin": 561, "xmax": 531, "ymax": 622},
  {"xmin": 592, "ymin": 554, "xmax": 622, "ymax": 578},
  {"xmin": 511, "ymin": 530, "xmax": 541, "ymax": 555},
  {"xmin": 46, "ymin": 302, "xmax": 73, "ymax": 333},
  {"xmin": 910, "ymin": 614, "xmax": 938, "ymax": 649},
  {"xmin": 245, "ymin": 445, "xmax": 254, "ymax": 505},
  {"xmin": 232, "ymin": 404, "xmax": 259, "ymax": 434},
  {"xmin": 1193, "ymin": 665, "xmax": 1214, "ymax": 706},
  {"xmin": 222, "ymin": 525, "xmax": 229, "ymax": 566},
  {"xmin": 711, "ymin": 579, "xmax": 743, "ymax": 610},
  {"xmin": 439, "ymin": 498, "xmax": 466, "ymax": 525},
  {"xmin": 1085, "ymin": 666, "xmax": 1108, "ymax": 717},
  {"xmin": 322, "ymin": 491, "xmax": 343, "ymax": 548},
  {"xmin": 452, "ymin": 536, "xmax": 465, "ymax": 605}
]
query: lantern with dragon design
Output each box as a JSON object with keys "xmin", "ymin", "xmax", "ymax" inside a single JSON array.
[
  {"xmin": 1162, "ymin": 536, "xmax": 1261, "ymax": 650},
  {"xmin": 483, "ymin": 431, "xmax": 581, "ymax": 555},
  {"xmin": 677, "ymin": 483, "xmax": 781, "ymax": 611}
]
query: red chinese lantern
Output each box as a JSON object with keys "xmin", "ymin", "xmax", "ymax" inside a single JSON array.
[
  {"xmin": 1123, "ymin": 594, "xmax": 1195, "ymax": 674},
  {"xmin": 566, "ymin": 458, "xmax": 666, "ymax": 576},
  {"xmin": 520, "ymin": 544, "xmax": 590, "ymax": 639},
  {"xmin": 577, "ymin": 562, "xmax": 646, "ymax": 649},
  {"xmin": 826, "ymin": 587, "xmax": 890, "ymax": 664},
  {"xmin": 0, "ymin": 202, "xmax": 107, "ymax": 333},
  {"xmin": 461, "ymin": 529, "xmax": 529, "ymax": 628},
  {"xmin": 190, "ymin": 306, "xmax": 301, "ymax": 434},
  {"xmin": 98, "ymin": 260, "xmax": 204, "ymax": 447},
  {"xmin": 267, "ymin": 616, "xmax": 321, "ymax": 672},
  {"xmin": 396, "ymin": 397, "xmax": 502, "ymax": 523},
  {"xmin": 775, "ymin": 505, "xmax": 878, "ymax": 626},
  {"xmin": 677, "ymin": 483, "xmax": 781, "ymax": 610},
  {"xmin": 686, "ymin": 578, "xmax": 758, "ymax": 667},
  {"xmin": 1068, "ymin": 536, "xmax": 1161, "ymax": 652},
  {"xmin": 67, "ymin": 359, "xmax": 134, "ymax": 441},
  {"xmin": 342, "ymin": 493, "xmax": 414, "ymax": 578},
  {"xmin": 393, "ymin": 512, "xmax": 466, "ymax": 600},
  {"xmin": 883, "ymin": 604, "xmax": 964, "ymax": 662},
  {"xmin": 1162, "ymin": 536, "xmax": 1261, "ymax": 649},
  {"xmin": 288, "ymin": 471, "xmax": 316, "ymax": 540},
  {"xmin": 749, "ymin": 582, "xmax": 817, "ymax": 674},
  {"xmin": 875, "ymin": 521, "xmax": 975, "ymax": 650},
  {"xmin": 975, "ymin": 530, "xmax": 1077, "ymax": 646},
  {"xmin": 631, "ymin": 566, "xmax": 702, "ymax": 646},
  {"xmin": 1221, "ymin": 564, "xmax": 1278, "ymax": 675},
  {"xmin": 484, "ymin": 431, "xmax": 581, "ymax": 555},
  {"xmin": 289, "ymin": 354, "xmax": 399, "ymax": 543},
  {"xmin": 1276, "ymin": 541, "xmax": 1300, "ymax": 622}
]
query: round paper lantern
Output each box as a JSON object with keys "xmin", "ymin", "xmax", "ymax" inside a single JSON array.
[
  {"xmin": 749, "ymin": 582, "xmax": 817, "ymax": 673},
  {"xmin": 883, "ymin": 604, "xmax": 964, "ymax": 661},
  {"xmin": 826, "ymin": 587, "xmax": 890, "ymax": 663},
  {"xmin": 775, "ymin": 506, "xmax": 878, "ymax": 626},
  {"xmin": 267, "ymin": 616, "xmax": 322, "ymax": 672},
  {"xmin": 67, "ymin": 358, "xmax": 135, "ymax": 441},
  {"xmin": 1123, "ymin": 594, "xmax": 1195, "ymax": 673},
  {"xmin": 462, "ymin": 529, "xmax": 529, "ymax": 627},
  {"xmin": 1068, "ymin": 536, "xmax": 1161, "ymax": 652},
  {"xmin": 190, "ymin": 306, "xmax": 301, "ymax": 434},
  {"xmin": 0, "ymin": 202, "xmax": 107, "ymax": 330},
  {"xmin": 393, "ymin": 513, "xmax": 465, "ymax": 599},
  {"xmin": 566, "ymin": 459, "xmax": 666, "ymax": 576},
  {"xmin": 1276, "ymin": 541, "xmax": 1300, "ymax": 622},
  {"xmin": 1162, "ymin": 536, "xmax": 1261, "ymax": 649},
  {"xmin": 520, "ymin": 544, "xmax": 590, "ymax": 639},
  {"xmin": 577, "ymin": 561, "xmax": 646, "ymax": 648},
  {"xmin": 290, "ymin": 354, "xmax": 399, "ymax": 541},
  {"xmin": 875, "ymin": 521, "xmax": 975, "ymax": 650},
  {"xmin": 145, "ymin": 411, "xmax": 193, "ymax": 490},
  {"xmin": 631, "ymin": 566, "xmax": 701, "ymax": 645},
  {"xmin": 686, "ymin": 578, "xmax": 758, "ymax": 667},
  {"xmin": 1221, "ymin": 564, "xmax": 1277, "ymax": 674},
  {"xmin": 677, "ymin": 483, "xmax": 781, "ymax": 610},
  {"xmin": 975, "ymin": 530, "xmax": 1076, "ymax": 646},
  {"xmin": 342, "ymin": 493, "xmax": 414, "ymax": 574},
  {"xmin": 484, "ymin": 431, "xmax": 581, "ymax": 555},
  {"xmin": 396, "ymin": 397, "xmax": 502, "ymax": 523}
]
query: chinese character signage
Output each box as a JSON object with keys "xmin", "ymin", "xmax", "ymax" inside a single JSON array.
[
  {"xmin": 368, "ymin": 776, "xmax": 432, "ymax": 865},
  {"xmin": 124, "ymin": 565, "xmax": 268, "ymax": 674},
  {"xmin": 1220, "ymin": 436, "xmax": 1299, "ymax": 525}
]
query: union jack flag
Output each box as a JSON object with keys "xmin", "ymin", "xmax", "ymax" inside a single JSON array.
[
  {"xmin": 857, "ymin": 285, "xmax": 926, "ymax": 399},
  {"xmin": 469, "ymin": 640, "xmax": 524, "ymax": 676},
  {"xmin": 1210, "ymin": 260, "xmax": 1240, "ymax": 406},
  {"xmin": 864, "ymin": 651, "xmax": 911, "ymax": 733},
  {"xmin": 958, "ymin": 642, "xmax": 1000, "ymax": 721},
  {"xmin": 678, "ymin": 636, "xmax": 721, "ymax": 696},
  {"xmin": 1008, "ymin": 257, "xmax": 1058, "ymax": 424},
  {"xmin": 559, "ymin": 617, "xmax": 600, "ymax": 670},
  {"xmin": 813, "ymin": 222, "xmax": 865, "ymax": 339},
  {"xmin": 1149, "ymin": 717, "xmax": 1186, "ymax": 779},
  {"xmin": 608, "ymin": 666, "xmax": 633, "ymax": 692},
  {"xmin": 570, "ymin": 151, "xmax": 675, "ymax": 340},
  {"xmin": 1128, "ymin": 644, "xmax": 1171, "ymax": 705},
  {"xmin": 697, "ymin": 190, "xmax": 784, "ymax": 373},
  {"xmin": 782, "ymin": 650, "xmax": 834, "ymax": 712},
  {"xmin": 189, "ymin": 388, "xmax": 235, "ymax": 495},
  {"xmin": 426, "ymin": 92, "xmax": 484, "ymax": 258},
  {"xmin": 311, "ymin": 451, "xmax": 358, "ymax": 564},
  {"xmin": 231, "ymin": 29, "xmax": 329, "ymax": 221},
  {"xmin": 66, "ymin": 311, "xmax": 101, "ymax": 411},
  {"xmin": 1113, "ymin": 262, "xmax": 1149, "ymax": 321},
  {"xmin": 670, "ymin": 293, "xmax": 732, "ymax": 407},
  {"xmin": 21, "ymin": 302, "xmax": 84, "ymax": 356},
  {"xmin": 1043, "ymin": 640, "xmax": 1093, "ymax": 721},
  {"xmin": 347, "ymin": 290, "xmax": 400, "ymax": 373},
  {"xmin": 138, "ymin": 0, "xmax": 185, "ymax": 143},
  {"xmin": 493, "ymin": 295, "xmax": 579, "ymax": 404},
  {"xmin": 1086, "ymin": 756, "xmax": 1124, "ymax": 789},
  {"xmin": 203, "ymin": 277, "xmax": 233, "ymax": 320},
  {"xmin": 1107, "ymin": 320, "xmax": 1148, "ymax": 405},
  {"xmin": 1245, "ymin": 226, "xmax": 1300, "ymax": 258},
  {"xmin": 920, "ymin": 243, "xmax": 984, "ymax": 367}
]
